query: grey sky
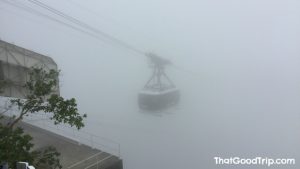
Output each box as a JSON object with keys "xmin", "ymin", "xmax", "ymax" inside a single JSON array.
[{"xmin": 1, "ymin": 0, "xmax": 300, "ymax": 169}]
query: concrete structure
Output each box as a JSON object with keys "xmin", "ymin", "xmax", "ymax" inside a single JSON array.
[
  {"xmin": 0, "ymin": 40, "xmax": 59, "ymax": 98},
  {"xmin": 0, "ymin": 40, "xmax": 122, "ymax": 168},
  {"xmin": 0, "ymin": 116, "xmax": 123, "ymax": 169},
  {"xmin": 20, "ymin": 121, "xmax": 122, "ymax": 169}
]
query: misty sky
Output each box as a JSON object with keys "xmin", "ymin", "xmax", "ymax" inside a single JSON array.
[{"xmin": 1, "ymin": 0, "xmax": 300, "ymax": 169}]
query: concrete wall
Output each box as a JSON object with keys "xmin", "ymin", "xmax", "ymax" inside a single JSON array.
[{"xmin": 0, "ymin": 40, "xmax": 59, "ymax": 98}]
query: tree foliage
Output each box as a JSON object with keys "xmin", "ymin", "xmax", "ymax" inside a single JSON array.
[
  {"xmin": 0, "ymin": 123, "xmax": 34, "ymax": 167},
  {"xmin": 0, "ymin": 122, "xmax": 62, "ymax": 168},
  {"xmin": 7, "ymin": 68, "xmax": 87, "ymax": 129},
  {"xmin": 0, "ymin": 67, "xmax": 86, "ymax": 168}
]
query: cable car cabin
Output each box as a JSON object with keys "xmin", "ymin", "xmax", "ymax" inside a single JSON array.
[
  {"xmin": 138, "ymin": 87, "xmax": 180, "ymax": 111},
  {"xmin": 139, "ymin": 52, "xmax": 180, "ymax": 111}
]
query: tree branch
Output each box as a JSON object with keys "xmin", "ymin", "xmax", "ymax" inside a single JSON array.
[{"xmin": 8, "ymin": 110, "xmax": 28, "ymax": 129}]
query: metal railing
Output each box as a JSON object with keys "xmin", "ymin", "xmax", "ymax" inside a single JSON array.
[
  {"xmin": 85, "ymin": 155, "xmax": 114, "ymax": 169},
  {"xmin": 22, "ymin": 113, "xmax": 121, "ymax": 157},
  {"xmin": 66, "ymin": 151, "xmax": 104, "ymax": 169}
]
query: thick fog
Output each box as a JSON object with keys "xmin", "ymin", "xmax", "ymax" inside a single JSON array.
[{"xmin": 1, "ymin": 0, "xmax": 300, "ymax": 169}]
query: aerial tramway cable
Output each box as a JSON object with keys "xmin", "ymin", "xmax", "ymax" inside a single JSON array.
[{"xmin": 27, "ymin": 0, "xmax": 145, "ymax": 55}]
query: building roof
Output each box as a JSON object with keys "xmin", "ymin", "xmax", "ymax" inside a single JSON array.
[{"xmin": 0, "ymin": 39, "xmax": 57, "ymax": 69}]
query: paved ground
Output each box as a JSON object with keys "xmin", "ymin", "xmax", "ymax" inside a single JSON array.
[{"xmin": 16, "ymin": 121, "xmax": 122, "ymax": 169}]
